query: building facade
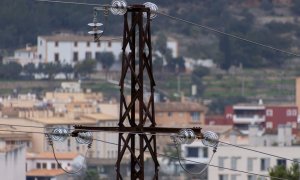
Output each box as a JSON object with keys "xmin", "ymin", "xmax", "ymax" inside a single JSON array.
[
  {"xmin": 209, "ymin": 146, "xmax": 300, "ymax": 180},
  {"xmin": 37, "ymin": 33, "xmax": 178, "ymax": 66}
]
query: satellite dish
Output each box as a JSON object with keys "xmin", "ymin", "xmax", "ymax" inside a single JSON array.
[
  {"xmin": 88, "ymin": 23, "xmax": 103, "ymax": 27},
  {"xmin": 88, "ymin": 30, "xmax": 103, "ymax": 35}
]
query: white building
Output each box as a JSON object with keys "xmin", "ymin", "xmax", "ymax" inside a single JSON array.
[
  {"xmin": 3, "ymin": 44, "xmax": 39, "ymax": 66},
  {"xmin": 26, "ymin": 152, "xmax": 82, "ymax": 180},
  {"xmin": 37, "ymin": 33, "xmax": 178, "ymax": 66},
  {"xmin": 209, "ymin": 146, "xmax": 300, "ymax": 180},
  {"xmin": 26, "ymin": 152, "xmax": 84, "ymax": 172},
  {"xmin": 0, "ymin": 145, "xmax": 26, "ymax": 180}
]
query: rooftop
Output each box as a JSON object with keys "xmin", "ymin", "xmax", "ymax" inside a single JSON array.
[
  {"xmin": 30, "ymin": 117, "xmax": 96, "ymax": 125},
  {"xmin": 39, "ymin": 34, "xmax": 121, "ymax": 42},
  {"xmin": 26, "ymin": 169, "xmax": 65, "ymax": 177},
  {"xmin": 155, "ymin": 102, "xmax": 206, "ymax": 112},
  {"xmin": 27, "ymin": 152, "xmax": 79, "ymax": 160}
]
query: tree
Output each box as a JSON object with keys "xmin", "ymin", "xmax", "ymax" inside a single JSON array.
[
  {"xmin": 291, "ymin": 1, "xmax": 300, "ymax": 15},
  {"xmin": 95, "ymin": 52, "xmax": 115, "ymax": 79},
  {"xmin": 74, "ymin": 59, "xmax": 96, "ymax": 79},
  {"xmin": 60, "ymin": 64, "xmax": 73, "ymax": 80},
  {"xmin": 209, "ymin": 96, "xmax": 247, "ymax": 114},
  {"xmin": 0, "ymin": 62, "xmax": 22, "ymax": 79},
  {"xmin": 191, "ymin": 66, "xmax": 210, "ymax": 96},
  {"xmin": 84, "ymin": 169, "xmax": 100, "ymax": 180},
  {"xmin": 44, "ymin": 62, "xmax": 61, "ymax": 80},
  {"xmin": 269, "ymin": 163, "xmax": 300, "ymax": 180},
  {"xmin": 23, "ymin": 63, "xmax": 36, "ymax": 78}
]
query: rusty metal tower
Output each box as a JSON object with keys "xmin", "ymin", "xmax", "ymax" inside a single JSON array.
[
  {"xmin": 116, "ymin": 4, "xmax": 158, "ymax": 179},
  {"xmin": 73, "ymin": 2, "xmax": 203, "ymax": 180}
]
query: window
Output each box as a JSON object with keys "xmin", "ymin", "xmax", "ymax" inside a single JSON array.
[
  {"xmin": 51, "ymin": 163, "xmax": 56, "ymax": 169},
  {"xmin": 168, "ymin": 112, "xmax": 172, "ymax": 117},
  {"xmin": 219, "ymin": 174, "xmax": 228, "ymax": 180},
  {"xmin": 231, "ymin": 157, "xmax": 240, "ymax": 170},
  {"xmin": 73, "ymin": 52, "xmax": 78, "ymax": 62},
  {"xmin": 74, "ymin": 41, "xmax": 78, "ymax": 47},
  {"xmin": 97, "ymin": 42, "xmax": 101, "ymax": 47},
  {"xmin": 231, "ymin": 174, "xmax": 239, "ymax": 180},
  {"xmin": 202, "ymin": 147, "xmax": 208, "ymax": 158},
  {"xmin": 87, "ymin": 42, "xmax": 90, "ymax": 47},
  {"xmin": 54, "ymin": 53, "xmax": 59, "ymax": 62},
  {"xmin": 248, "ymin": 175, "xmax": 256, "ymax": 180},
  {"xmin": 39, "ymin": 54, "xmax": 42, "ymax": 59},
  {"xmin": 266, "ymin": 122, "xmax": 273, "ymax": 129},
  {"xmin": 36, "ymin": 163, "xmax": 41, "ymax": 169},
  {"xmin": 68, "ymin": 139, "xmax": 71, "ymax": 147},
  {"xmin": 55, "ymin": 41, "xmax": 59, "ymax": 47},
  {"xmin": 266, "ymin": 109, "xmax": 273, "ymax": 117},
  {"xmin": 42, "ymin": 163, "xmax": 47, "ymax": 169},
  {"xmin": 186, "ymin": 147, "xmax": 199, "ymax": 158},
  {"xmin": 218, "ymin": 157, "xmax": 227, "ymax": 170},
  {"xmin": 261, "ymin": 158, "xmax": 270, "ymax": 171},
  {"xmin": 40, "ymin": 40, "xmax": 43, "ymax": 46},
  {"xmin": 247, "ymin": 158, "xmax": 255, "ymax": 171},
  {"xmin": 108, "ymin": 41, "xmax": 112, "ymax": 47},
  {"xmin": 191, "ymin": 112, "xmax": 200, "ymax": 121},
  {"xmin": 287, "ymin": 109, "xmax": 292, "ymax": 116},
  {"xmin": 85, "ymin": 52, "xmax": 92, "ymax": 60},
  {"xmin": 277, "ymin": 159, "xmax": 286, "ymax": 167},
  {"xmin": 292, "ymin": 109, "xmax": 297, "ymax": 116}
]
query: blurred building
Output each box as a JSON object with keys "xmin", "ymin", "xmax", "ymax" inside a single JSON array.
[
  {"xmin": 0, "ymin": 140, "xmax": 26, "ymax": 180},
  {"xmin": 223, "ymin": 102, "xmax": 298, "ymax": 134},
  {"xmin": 3, "ymin": 44, "xmax": 39, "ymax": 66},
  {"xmin": 209, "ymin": 146, "xmax": 300, "ymax": 180},
  {"xmin": 155, "ymin": 101, "xmax": 207, "ymax": 127},
  {"xmin": 36, "ymin": 33, "xmax": 178, "ymax": 66}
]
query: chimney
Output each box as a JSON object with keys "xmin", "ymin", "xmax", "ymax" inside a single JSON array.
[{"xmin": 26, "ymin": 44, "xmax": 31, "ymax": 51}]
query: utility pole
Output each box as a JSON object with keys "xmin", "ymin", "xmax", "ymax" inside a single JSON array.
[{"xmin": 73, "ymin": 3, "xmax": 203, "ymax": 180}]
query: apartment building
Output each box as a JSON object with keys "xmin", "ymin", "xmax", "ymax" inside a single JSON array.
[
  {"xmin": 0, "ymin": 144, "xmax": 26, "ymax": 180},
  {"xmin": 209, "ymin": 146, "xmax": 300, "ymax": 180},
  {"xmin": 224, "ymin": 103, "xmax": 298, "ymax": 134},
  {"xmin": 155, "ymin": 101, "xmax": 207, "ymax": 127}
]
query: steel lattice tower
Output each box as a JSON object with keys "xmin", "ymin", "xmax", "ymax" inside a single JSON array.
[{"xmin": 116, "ymin": 5, "xmax": 159, "ymax": 179}]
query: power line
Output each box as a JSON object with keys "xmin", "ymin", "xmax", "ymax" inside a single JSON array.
[
  {"xmin": 156, "ymin": 11, "xmax": 300, "ymax": 58},
  {"xmin": 35, "ymin": 0, "xmax": 107, "ymax": 7},
  {"xmin": 0, "ymin": 127, "xmax": 289, "ymax": 180},
  {"xmin": 219, "ymin": 140, "xmax": 300, "ymax": 164},
  {"xmin": 35, "ymin": 0, "xmax": 300, "ymax": 58},
  {"xmin": 92, "ymin": 138, "xmax": 287, "ymax": 180},
  {"xmin": 2, "ymin": 123, "xmax": 300, "ymax": 165}
]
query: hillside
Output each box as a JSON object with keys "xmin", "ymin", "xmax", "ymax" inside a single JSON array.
[{"xmin": 1, "ymin": 0, "xmax": 300, "ymax": 68}]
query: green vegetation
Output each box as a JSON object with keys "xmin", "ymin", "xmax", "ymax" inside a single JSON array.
[
  {"xmin": 269, "ymin": 163, "xmax": 300, "ymax": 180},
  {"xmin": 1, "ymin": 1, "xmax": 300, "ymax": 71}
]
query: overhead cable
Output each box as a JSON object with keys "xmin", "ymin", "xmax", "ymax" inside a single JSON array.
[
  {"xmin": 0, "ymin": 128, "xmax": 289, "ymax": 180},
  {"xmin": 35, "ymin": 0, "xmax": 300, "ymax": 57}
]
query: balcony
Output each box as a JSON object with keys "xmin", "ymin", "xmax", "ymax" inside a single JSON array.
[{"xmin": 233, "ymin": 114, "xmax": 265, "ymax": 124}]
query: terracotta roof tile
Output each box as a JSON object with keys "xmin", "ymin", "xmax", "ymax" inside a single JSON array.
[
  {"xmin": 155, "ymin": 102, "xmax": 206, "ymax": 112},
  {"xmin": 27, "ymin": 169, "xmax": 65, "ymax": 177}
]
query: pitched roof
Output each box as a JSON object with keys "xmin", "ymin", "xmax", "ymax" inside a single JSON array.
[
  {"xmin": 26, "ymin": 169, "xmax": 65, "ymax": 177},
  {"xmin": 39, "ymin": 34, "xmax": 121, "ymax": 42},
  {"xmin": 155, "ymin": 102, "xmax": 206, "ymax": 112},
  {"xmin": 29, "ymin": 117, "xmax": 96, "ymax": 125},
  {"xmin": 27, "ymin": 152, "xmax": 79, "ymax": 160}
]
